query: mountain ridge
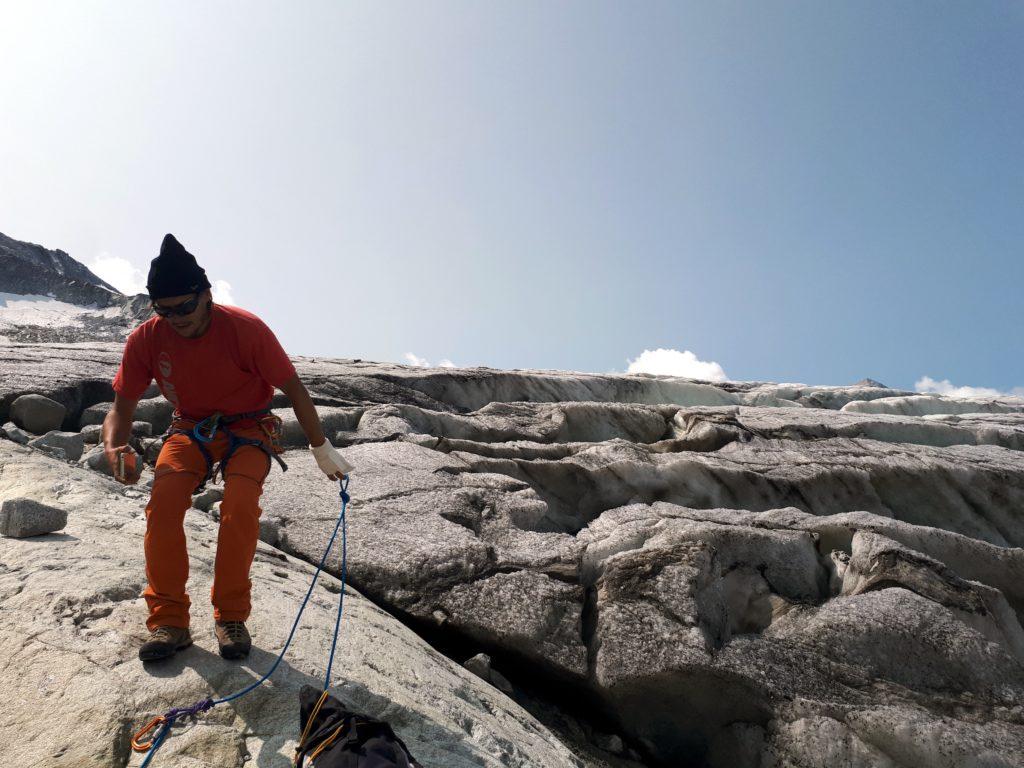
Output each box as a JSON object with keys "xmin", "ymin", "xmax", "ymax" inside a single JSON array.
[{"xmin": 0, "ymin": 231, "xmax": 151, "ymax": 343}]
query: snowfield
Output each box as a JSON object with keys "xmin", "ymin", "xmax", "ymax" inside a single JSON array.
[{"xmin": 0, "ymin": 291, "xmax": 122, "ymax": 334}]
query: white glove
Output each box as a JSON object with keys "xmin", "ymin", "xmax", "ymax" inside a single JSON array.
[{"xmin": 310, "ymin": 440, "xmax": 355, "ymax": 479}]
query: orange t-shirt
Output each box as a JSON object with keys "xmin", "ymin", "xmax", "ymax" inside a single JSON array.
[{"xmin": 112, "ymin": 304, "xmax": 297, "ymax": 419}]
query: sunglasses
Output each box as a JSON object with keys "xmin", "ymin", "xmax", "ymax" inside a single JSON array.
[{"xmin": 152, "ymin": 293, "xmax": 202, "ymax": 318}]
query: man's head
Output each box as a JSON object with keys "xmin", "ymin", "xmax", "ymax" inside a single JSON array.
[
  {"xmin": 152, "ymin": 288, "xmax": 214, "ymax": 337},
  {"xmin": 147, "ymin": 235, "xmax": 215, "ymax": 337}
]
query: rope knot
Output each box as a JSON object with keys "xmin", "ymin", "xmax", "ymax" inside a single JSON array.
[{"xmin": 176, "ymin": 697, "xmax": 215, "ymax": 719}]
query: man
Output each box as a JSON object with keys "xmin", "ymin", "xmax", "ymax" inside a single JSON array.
[{"xmin": 103, "ymin": 234, "xmax": 353, "ymax": 663}]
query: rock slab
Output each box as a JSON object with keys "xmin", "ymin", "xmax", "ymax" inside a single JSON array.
[{"xmin": 27, "ymin": 430, "xmax": 85, "ymax": 462}]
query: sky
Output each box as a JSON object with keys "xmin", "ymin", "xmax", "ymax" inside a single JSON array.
[{"xmin": 1, "ymin": 2, "xmax": 1021, "ymax": 395}]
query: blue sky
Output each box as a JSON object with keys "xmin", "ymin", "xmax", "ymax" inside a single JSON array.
[{"xmin": 1, "ymin": 2, "xmax": 1021, "ymax": 394}]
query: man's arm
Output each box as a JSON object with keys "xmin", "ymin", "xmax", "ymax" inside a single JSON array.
[
  {"xmin": 102, "ymin": 393, "xmax": 141, "ymax": 483},
  {"xmin": 278, "ymin": 373, "xmax": 326, "ymax": 447},
  {"xmin": 278, "ymin": 373, "xmax": 353, "ymax": 481}
]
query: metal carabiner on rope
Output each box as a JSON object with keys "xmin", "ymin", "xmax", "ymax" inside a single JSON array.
[
  {"xmin": 193, "ymin": 412, "xmax": 223, "ymax": 443},
  {"xmin": 131, "ymin": 715, "xmax": 165, "ymax": 752}
]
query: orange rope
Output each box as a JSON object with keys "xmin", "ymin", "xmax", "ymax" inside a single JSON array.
[
  {"xmin": 293, "ymin": 690, "xmax": 331, "ymax": 765},
  {"xmin": 308, "ymin": 720, "xmax": 349, "ymax": 762}
]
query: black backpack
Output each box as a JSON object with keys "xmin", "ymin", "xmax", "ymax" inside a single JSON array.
[{"xmin": 294, "ymin": 685, "xmax": 423, "ymax": 768}]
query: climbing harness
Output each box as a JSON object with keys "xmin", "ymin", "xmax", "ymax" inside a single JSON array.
[
  {"xmin": 130, "ymin": 478, "xmax": 351, "ymax": 766},
  {"xmin": 167, "ymin": 406, "xmax": 288, "ymax": 493}
]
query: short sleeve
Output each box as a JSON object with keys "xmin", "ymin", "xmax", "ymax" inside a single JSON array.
[
  {"xmin": 251, "ymin": 319, "xmax": 296, "ymax": 388},
  {"xmin": 112, "ymin": 327, "xmax": 153, "ymax": 400}
]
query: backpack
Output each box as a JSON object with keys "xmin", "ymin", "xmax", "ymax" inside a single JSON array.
[{"xmin": 294, "ymin": 685, "xmax": 423, "ymax": 768}]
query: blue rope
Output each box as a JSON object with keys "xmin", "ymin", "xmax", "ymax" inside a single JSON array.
[
  {"xmin": 137, "ymin": 478, "xmax": 350, "ymax": 766},
  {"xmin": 324, "ymin": 484, "xmax": 347, "ymax": 691}
]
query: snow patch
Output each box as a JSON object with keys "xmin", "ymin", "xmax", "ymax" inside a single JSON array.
[{"xmin": 0, "ymin": 291, "xmax": 120, "ymax": 331}]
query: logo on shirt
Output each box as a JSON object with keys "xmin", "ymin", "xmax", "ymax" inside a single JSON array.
[{"xmin": 158, "ymin": 351, "xmax": 180, "ymax": 408}]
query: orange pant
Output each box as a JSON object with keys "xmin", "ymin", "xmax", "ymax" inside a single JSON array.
[{"xmin": 142, "ymin": 423, "xmax": 271, "ymax": 631}]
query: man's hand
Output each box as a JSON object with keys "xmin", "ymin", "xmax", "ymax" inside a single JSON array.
[
  {"xmin": 310, "ymin": 439, "xmax": 355, "ymax": 482},
  {"xmin": 103, "ymin": 393, "xmax": 141, "ymax": 484},
  {"xmin": 278, "ymin": 374, "xmax": 355, "ymax": 482},
  {"xmin": 106, "ymin": 444, "xmax": 142, "ymax": 485}
]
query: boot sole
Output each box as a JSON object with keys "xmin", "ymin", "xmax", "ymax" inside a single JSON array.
[
  {"xmin": 218, "ymin": 644, "xmax": 250, "ymax": 660},
  {"xmin": 139, "ymin": 636, "xmax": 193, "ymax": 662}
]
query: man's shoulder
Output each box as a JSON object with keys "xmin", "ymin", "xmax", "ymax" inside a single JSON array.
[
  {"xmin": 218, "ymin": 304, "xmax": 269, "ymax": 329},
  {"xmin": 217, "ymin": 305, "xmax": 276, "ymax": 341}
]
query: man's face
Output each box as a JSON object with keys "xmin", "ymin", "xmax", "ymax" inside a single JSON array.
[{"xmin": 153, "ymin": 290, "xmax": 212, "ymax": 338}]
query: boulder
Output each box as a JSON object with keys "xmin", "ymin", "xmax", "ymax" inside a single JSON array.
[
  {"xmin": 28, "ymin": 430, "xmax": 85, "ymax": 462},
  {"xmin": 463, "ymin": 653, "xmax": 515, "ymax": 696},
  {"xmin": 139, "ymin": 437, "xmax": 163, "ymax": 464},
  {"xmin": 10, "ymin": 393, "xmax": 66, "ymax": 433},
  {"xmin": 464, "ymin": 652, "xmax": 494, "ymax": 681},
  {"xmin": 80, "ymin": 399, "xmax": 170, "ymax": 432},
  {"xmin": 0, "ymin": 497, "xmax": 67, "ymax": 537},
  {"xmin": 192, "ymin": 485, "xmax": 224, "ymax": 512},
  {"xmin": 135, "ymin": 396, "xmax": 174, "ymax": 433},
  {"xmin": 80, "ymin": 423, "xmax": 102, "ymax": 444},
  {"xmin": 79, "ymin": 443, "xmax": 114, "ymax": 476},
  {"xmin": 78, "ymin": 401, "xmax": 110, "ymax": 428},
  {"xmin": 1, "ymin": 421, "xmax": 32, "ymax": 445}
]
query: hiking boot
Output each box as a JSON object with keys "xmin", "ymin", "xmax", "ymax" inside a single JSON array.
[
  {"xmin": 215, "ymin": 620, "xmax": 251, "ymax": 659},
  {"xmin": 139, "ymin": 625, "xmax": 193, "ymax": 662}
]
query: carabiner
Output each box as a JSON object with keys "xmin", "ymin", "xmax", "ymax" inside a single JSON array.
[
  {"xmin": 193, "ymin": 412, "xmax": 223, "ymax": 443},
  {"xmin": 131, "ymin": 715, "xmax": 165, "ymax": 752}
]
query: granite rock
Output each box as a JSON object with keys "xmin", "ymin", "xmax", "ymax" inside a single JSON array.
[
  {"xmin": 10, "ymin": 393, "xmax": 67, "ymax": 433},
  {"xmin": 0, "ymin": 496, "xmax": 68, "ymax": 537}
]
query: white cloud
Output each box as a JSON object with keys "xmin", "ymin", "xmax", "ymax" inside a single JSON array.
[
  {"xmin": 85, "ymin": 252, "xmax": 236, "ymax": 306},
  {"xmin": 86, "ymin": 252, "xmax": 147, "ymax": 295},
  {"xmin": 626, "ymin": 348, "xmax": 728, "ymax": 381},
  {"xmin": 404, "ymin": 353, "xmax": 458, "ymax": 368},
  {"xmin": 404, "ymin": 352, "xmax": 430, "ymax": 367},
  {"xmin": 211, "ymin": 279, "xmax": 235, "ymax": 305},
  {"xmin": 915, "ymin": 376, "xmax": 1024, "ymax": 400}
]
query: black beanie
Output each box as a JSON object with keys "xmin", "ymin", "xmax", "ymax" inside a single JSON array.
[{"xmin": 146, "ymin": 234, "xmax": 212, "ymax": 300}]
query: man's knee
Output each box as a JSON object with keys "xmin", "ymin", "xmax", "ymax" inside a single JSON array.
[
  {"xmin": 222, "ymin": 453, "xmax": 268, "ymax": 523},
  {"xmin": 147, "ymin": 466, "xmax": 201, "ymax": 519}
]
